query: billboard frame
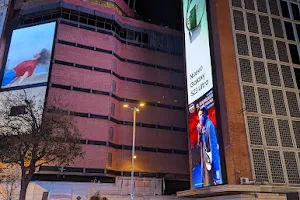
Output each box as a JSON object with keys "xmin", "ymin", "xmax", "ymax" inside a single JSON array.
[
  {"xmin": 181, "ymin": 0, "xmax": 228, "ymax": 189},
  {"xmin": 0, "ymin": 19, "xmax": 58, "ymax": 123},
  {"xmin": 0, "ymin": 19, "xmax": 58, "ymax": 92}
]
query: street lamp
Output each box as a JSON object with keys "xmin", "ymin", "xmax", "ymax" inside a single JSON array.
[{"xmin": 122, "ymin": 102, "xmax": 145, "ymax": 200}]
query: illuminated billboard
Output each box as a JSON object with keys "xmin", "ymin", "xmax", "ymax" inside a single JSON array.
[
  {"xmin": 183, "ymin": 0, "xmax": 224, "ymax": 188},
  {"xmin": 1, "ymin": 22, "xmax": 56, "ymax": 89},
  {"xmin": 0, "ymin": 86, "xmax": 47, "ymax": 128}
]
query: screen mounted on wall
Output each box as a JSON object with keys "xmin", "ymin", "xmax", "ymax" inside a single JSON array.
[
  {"xmin": 183, "ymin": 0, "xmax": 224, "ymax": 188},
  {"xmin": 1, "ymin": 22, "xmax": 56, "ymax": 89}
]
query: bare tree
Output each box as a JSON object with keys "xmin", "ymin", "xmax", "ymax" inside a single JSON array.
[
  {"xmin": 0, "ymin": 165, "xmax": 20, "ymax": 200},
  {"xmin": 0, "ymin": 89, "xmax": 83, "ymax": 200}
]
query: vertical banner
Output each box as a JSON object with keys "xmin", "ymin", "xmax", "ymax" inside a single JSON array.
[{"xmin": 183, "ymin": 0, "xmax": 224, "ymax": 188}]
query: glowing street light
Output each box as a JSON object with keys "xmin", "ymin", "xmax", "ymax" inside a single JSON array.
[
  {"xmin": 139, "ymin": 102, "xmax": 145, "ymax": 107},
  {"xmin": 122, "ymin": 102, "xmax": 145, "ymax": 200}
]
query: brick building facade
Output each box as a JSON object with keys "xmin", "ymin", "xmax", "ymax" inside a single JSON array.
[{"xmin": 0, "ymin": 0, "xmax": 190, "ymax": 196}]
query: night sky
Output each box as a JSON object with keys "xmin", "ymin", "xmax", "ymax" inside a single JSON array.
[{"xmin": 135, "ymin": 0, "xmax": 183, "ymax": 31}]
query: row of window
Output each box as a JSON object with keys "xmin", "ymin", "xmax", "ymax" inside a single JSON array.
[
  {"xmin": 51, "ymin": 83, "xmax": 185, "ymax": 111},
  {"xmin": 233, "ymin": 8, "xmax": 300, "ymax": 43},
  {"xmin": 38, "ymin": 165, "xmax": 189, "ymax": 179},
  {"xmin": 7, "ymin": 106, "xmax": 187, "ymax": 154},
  {"xmin": 278, "ymin": 0, "xmax": 300, "ymax": 21},
  {"xmin": 48, "ymin": 88, "xmax": 186, "ymax": 132},
  {"xmin": 56, "ymin": 39, "xmax": 183, "ymax": 74},
  {"xmin": 232, "ymin": 0, "xmax": 299, "ymax": 19},
  {"xmin": 68, "ymin": 111, "xmax": 186, "ymax": 131},
  {"xmin": 79, "ymin": 139, "xmax": 187, "ymax": 155},
  {"xmin": 243, "ymin": 85, "xmax": 300, "ymax": 117},
  {"xmin": 247, "ymin": 115, "xmax": 300, "ymax": 148},
  {"xmin": 21, "ymin": 5, "xmax": 183, "ymax": 55},
  {"xmin": 235, "ymin": 33, "xmax": 300, "ymax": 65},
  {"xmin": 239, "ymin": 58, "xmax": 300, "ymax": 89},
  {"xmin": 54, "ymin": 58, "xmax": 184, "ymax": 91}
]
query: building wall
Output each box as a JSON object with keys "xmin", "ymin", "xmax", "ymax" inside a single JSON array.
[
  {"xmin": 16, "ymin": 0, "xmax": 190, "ymax": 178},
  {"xmin": 210, "ymin": 0, "xmax": 253, "ymax": 185},
  {"xmin": 229, "ymin": 0, "xmax": 300, "ymax": 185},
  {"xmin": 21, "ymin": 0, "xmax": 182, "ymax": 37}
]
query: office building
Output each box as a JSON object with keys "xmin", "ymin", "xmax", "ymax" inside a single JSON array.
[{"xmin": 0, "ymin": 0, "xmax": 189, "ymax": 198}]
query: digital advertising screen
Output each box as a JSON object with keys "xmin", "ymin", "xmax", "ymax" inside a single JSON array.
[
  {"xmin": 183, "ymin": 0, "xmax": 224, "ymax": 188},
  {"xmin": 1, "ymin": 22, "xmax": 56, "ymax": 89},
  {"xmin": 0, "ymin": 86, "xmax": 47, "ymax": 128}
]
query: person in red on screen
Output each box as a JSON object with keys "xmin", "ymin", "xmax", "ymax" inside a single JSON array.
[{"xmin": 2, "ymin": 49, "xmax": 51, "ymax": 87}]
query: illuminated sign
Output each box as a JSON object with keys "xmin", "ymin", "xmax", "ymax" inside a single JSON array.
[
  {"xmin": 183, "ymin": 0, "xmax": 224, "ymax": 188},
  {"xmin": 1, "ymin": 22, "xmax": 56, "ymax": 89}
]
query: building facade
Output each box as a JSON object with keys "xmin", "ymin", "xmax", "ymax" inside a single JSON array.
[
  {"xmin": 179, "ymin": 0, "xmax": 300, "ymax": 199},
  {"xmin": 1, "ymin": 0, "xmax": 300, "ymax": 199},
  {"xmin": 0, "ymin": 0, "xmax": 190, "ymax": 197},
  {"xmin": 230, "ymin": 0, "xmax": 300, "ymax": 186}
]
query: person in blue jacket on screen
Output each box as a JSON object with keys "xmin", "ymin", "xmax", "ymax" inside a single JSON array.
[{"xmin": 194, "ymin": 106, "xmax": 222, "ymax": 187}]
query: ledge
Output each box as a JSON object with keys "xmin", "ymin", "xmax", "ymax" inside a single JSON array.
[{"xmin": 177, "ymin": 185, "xmax": 300, "ymax": 198}]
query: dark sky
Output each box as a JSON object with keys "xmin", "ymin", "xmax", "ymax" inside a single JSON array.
[{"xmin": 135, "ymin": 0, "xmax": 183, "ymax": 31}]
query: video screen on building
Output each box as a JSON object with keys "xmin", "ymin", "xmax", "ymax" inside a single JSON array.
[
  {"xmin": 183, "ymin": 0, "xmax": 224, "ymax": 188},
  {"xmin": 1, "ymin": 22, "xmax": 56, "ymax": 89},
  {"xmin": 0, "ymin": 86, "xmax": 47, "ymax": 127}
]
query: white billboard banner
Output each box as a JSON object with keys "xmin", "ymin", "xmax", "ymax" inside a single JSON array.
[{"xmin": 183, "ymin": 0, "xmax": 213, "ymax": 105}]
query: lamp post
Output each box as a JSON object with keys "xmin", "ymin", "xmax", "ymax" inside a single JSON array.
[{"xmin": 123, "ymin": 102, "xmax": 145, "ymax": 200}]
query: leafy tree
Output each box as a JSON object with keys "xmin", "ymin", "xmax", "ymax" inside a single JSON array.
[{"xmin": 0, "ymin": 89, "xmax": 83, "ymax": 200}]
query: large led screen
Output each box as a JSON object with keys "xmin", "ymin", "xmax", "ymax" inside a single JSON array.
[
  {"xmin": 0, "ymin": 86, "xmax": 47, "ymax": 128},
  {"xmin": 183, "ymin": 0, "xmax": 224, "ymax": 188},
  {"xmin": 1, "ymin": 22, "xmax": 56, "ymax": 89}
]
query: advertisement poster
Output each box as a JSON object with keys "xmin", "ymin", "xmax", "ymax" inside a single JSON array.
[
  {"xmin": 1, "ymin": 22, "xmax": 56, "ymax": 89},
  {"xmin": 183, "ymin": 0, "xmax": 223, "ymax": 188}
]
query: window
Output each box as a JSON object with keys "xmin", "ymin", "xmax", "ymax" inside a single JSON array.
[
  {"xmin": 79, "ymin": 16, "xmax": 87, "ymax": 24},
  {"xmin": 296, "ymin": 24, "xmax": 300, "ymax": 41},
  {"xmin": 284, "ymin": 21, "xmax": 295, "ymax": 41},
  {"xmin": 294, "ymin": 68, "xmax": 300, "ymax": 89},
  {"xmin": 289, "ymin": 44, "xmax": 300, "ymax": 64},
  {"xmin": 112, "ymin": 80, "xmax": 116, "ymax": 92},
  {"xmin": 135, "ymin": 32, "xmax": 141, "ymax": 42},
  {"xmin": 10, "ymin": 105, "xmax": 26, "ymax": 116},
  {"xmin": 109, "ymin": 127, "xmax": 114, "ymax": 140},
  {"xmin": 107, "ymin": 152, "xmax": 112, "ymax": 167},
  {"xmin": 142, "ymin": 33, "xmax": 149, "ymax": 44},
  {"xmin": 127, "ymin": 30, "xmax": 134, "ymax": 40},
  {"xmin": 291, "ymin": 3, "xmax": 300, "ymax": 21},
  {"xmin": 280, "ymin": 1, "xmax": 290, "ymax": 18},
  {"xmin": 111, "ymin": 103, "xmax": 115, "ymax": 116}
]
